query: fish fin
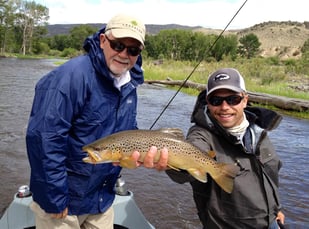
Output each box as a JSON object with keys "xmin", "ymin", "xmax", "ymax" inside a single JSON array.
[
  {"xmin": 157, "ymin": 128, "xmax": 185, "ymax": 139},
  {"xmin": 187, "ymin": 168, "xmax": 207, "ymax": 183},
  {"xmin": 119, "ymin": 156, "xmax": 138, "ymax": 169},
  {"xmin": 212, "ymin": 163, "xmax": 240, "ymax": 194},
  {"xmin": 167, "ymin": 164, "xmax": 181, "ymax": 171},
  {"xmin": 207, "ymin": 150, "xmax": 216, "ymax": 158}
]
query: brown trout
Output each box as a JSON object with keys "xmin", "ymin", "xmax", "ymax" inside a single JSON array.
[{"xmin": 82, "ymin": 128, "xmax": 239, "ymax": 193}]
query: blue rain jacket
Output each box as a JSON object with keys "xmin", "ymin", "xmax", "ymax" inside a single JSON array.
[{"xmin": 26, "ymin": 27, "xmax": 144, "ymax": 215}]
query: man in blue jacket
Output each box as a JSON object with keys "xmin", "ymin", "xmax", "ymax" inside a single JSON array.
[{"xmin": 26, "ymin": 13, "xmax": 167, "ymax": 229}]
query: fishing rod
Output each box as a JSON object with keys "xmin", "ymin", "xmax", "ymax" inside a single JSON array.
[{"xmin": 149, "ymin": 0, "xmax": 249, "ymax": 130}]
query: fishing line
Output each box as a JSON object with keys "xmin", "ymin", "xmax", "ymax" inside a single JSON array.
[{"xmin": 149, "ymin": 0, "xmax": 249, "ymax": 130}]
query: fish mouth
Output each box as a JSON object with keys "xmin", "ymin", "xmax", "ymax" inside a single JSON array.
[
  {"xmin": 82, "ymin": 150, "xmax": 103, "ymax": 163},
  {"xmin": 82, "ymin": 156, "xmax": 113, "ymax": 164},
  {"xmin": 82, "ymin": 156, "xmax": 94, "ymax": 163}
]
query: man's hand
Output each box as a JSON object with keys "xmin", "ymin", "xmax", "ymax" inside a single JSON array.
[
  {"xmin": 132, "ymin": 146, "xmax": 169, "ymax": 170},
  {"xmin": 276, "ymin": 210, "xmax": 285, "ymax": 228},
  {"xmin": 50, "ymin": 207, "xmax": 68, "ymax": 219}
]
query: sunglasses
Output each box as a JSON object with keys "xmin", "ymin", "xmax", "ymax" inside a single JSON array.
[
  {"xmin": 105, "ymin": 36, "xmax": 142, "ymax": 57},
  {"xmin": 207, "ymin": 95, "xmax": 244, "ymax": 106}
]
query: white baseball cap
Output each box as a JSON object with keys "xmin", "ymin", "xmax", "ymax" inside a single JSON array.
[{"xmin": 105, "ymin": 14, "xmax": 146, "ymax": 46}]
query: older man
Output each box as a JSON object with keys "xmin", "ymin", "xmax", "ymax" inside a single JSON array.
[{"xmin": 26, "ymin": 13, "xmax": 167, "ymax": 229}]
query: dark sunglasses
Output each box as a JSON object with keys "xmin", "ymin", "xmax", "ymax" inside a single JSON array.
[
  {"xmin": 207, "ymin": 95, "xmax": 244, "ymax": 106},
  {"xmin": 105, "ymin": 36, "xmax": 142, "ymax": 57}
]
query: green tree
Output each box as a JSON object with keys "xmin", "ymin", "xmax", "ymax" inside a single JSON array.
[
  {"xmin": 144, "ymin": 34, "xmax": 160, "ymax": 59},
  {"xmin": 188, "ymin": 32, "xmax": 214, "ymax": 61},
  {"xmin": 14, "ymin": 0, "xmax": 49, "ymax": 55},
  {"xmin": 0, "ymin": 0, "xmax": 8, "ymax": 52},
  {"xmin": 48, "ymin": 34, "xmax": 70, "ymax": 51},
  {"xmin": 69, "ymin": 24, "xmax": 96, "ymax": 50},
  {"xmin": 155, "ymin": 29, "xmax": 186, "ymax": 60},
  {"xmin": 31, "ymin": 25, "xmax": 48, "ymax": 54},
  {"xmin": 301, "ymin": 38, "xmax": 309, "ymax": 53},
  {"xmin": 144, "ymin": 29, "xmax": 239, "ymax": 62},
  {"xmin": 222, "ymin": 34, "xmax": 238, "ymax": 61},
  {"xmin": 238, "ymin": 33, "xmax": 261, "ymax": 59},
  {"xmin": 0, "ymin": 0, "xmax": 18, "ymax": 53}
]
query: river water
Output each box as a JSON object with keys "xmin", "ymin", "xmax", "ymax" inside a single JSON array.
[{"xmin": 0, "ymin": 58, "xmax": 308, "ymax": 228}]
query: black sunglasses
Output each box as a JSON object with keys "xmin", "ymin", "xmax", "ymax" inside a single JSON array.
[
  {"xmin": 105, "ymin": 36, "xmax": 142, "ymax": 57},
  {"xmin": 207, "ymin": 95, "xmax": 244, "ymax": 106}
]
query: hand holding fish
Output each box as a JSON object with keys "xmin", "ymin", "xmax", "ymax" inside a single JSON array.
[
  {"xmin": 133, "ymin": 146, "xmax": 169, "ymax": 170},
  {"xmin": 112, "ymin": 146, "xmax": 169, "ymax": 170}
]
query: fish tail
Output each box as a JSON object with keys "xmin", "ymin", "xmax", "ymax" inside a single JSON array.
[{"xmin": 212, "ymin": 163, "xmax": 240, "ymax": 194}]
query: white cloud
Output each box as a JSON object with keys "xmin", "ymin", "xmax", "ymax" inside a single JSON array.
[{"xmin": 36, "ymin": 0, "xmax": 308, "ymax": 29}]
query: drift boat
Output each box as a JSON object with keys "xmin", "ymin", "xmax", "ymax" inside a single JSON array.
[{"xmin": 0, "ymin": 176, "xmax": 155, "ymax": 229}]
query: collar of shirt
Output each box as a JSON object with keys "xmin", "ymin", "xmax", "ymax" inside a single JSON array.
[{"xmin": 110, "ymin": 71, "xmax": 131, "ymax": 90}]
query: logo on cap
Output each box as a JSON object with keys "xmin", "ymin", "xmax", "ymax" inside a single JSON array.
[
  {"xmin": 214, "ymin": 74, "xmax": 230, "ymax": 82},
  {"xmin": 131, "ymin": 20, "xmax": 138, "ymax": 26}
]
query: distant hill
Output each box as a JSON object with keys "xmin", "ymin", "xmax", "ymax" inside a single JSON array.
[
  {"xmin": 46, "ymin": 23, "xmax": 202, "ymax": 36},
  {"xmin": 47, "ymin": 21, "xmax": 309, "ymax": 59}
]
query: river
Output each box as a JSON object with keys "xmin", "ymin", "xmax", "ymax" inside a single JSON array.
[{"xmin": 0, "ymin": 58, "xmax": 308, "ymax": 228}]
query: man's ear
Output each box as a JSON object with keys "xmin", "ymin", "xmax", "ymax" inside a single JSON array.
[
  {"xmin": 99, "ymin": 34, "xmax": 106, "ymax": 49},
  {"xmin": 243, "ymin": 94, "xmax": 249, "ymax": 108}
]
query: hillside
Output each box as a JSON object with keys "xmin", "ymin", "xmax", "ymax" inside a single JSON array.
[
  {"xmin": 195, "ymin": 21, "xmax": 309, "ymax": 59},
  {"xmin": 47, "ymin": 21, "xmax": 309, "ymax": 59},
  {"xmin": 236, "ymin": 21, "xmax": 309, "ymax": 59}
]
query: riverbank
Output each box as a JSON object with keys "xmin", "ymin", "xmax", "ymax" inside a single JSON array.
[
  {"xmin": 1, "ymin": 55, "xmax": 308, "ymax": 119},
  {"xmin": 143, "ymin": 59, "xmax": 309, "ymax": 119}
]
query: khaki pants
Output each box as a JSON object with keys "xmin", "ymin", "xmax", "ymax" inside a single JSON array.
[{"xmin": 30, "ymin": 201, "xmax": 114, "ymax": 229}]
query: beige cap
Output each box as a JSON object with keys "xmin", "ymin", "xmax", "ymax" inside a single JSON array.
[{"xmin": 105, "ymin": 14, "xmax": 146, "ymax": 46}]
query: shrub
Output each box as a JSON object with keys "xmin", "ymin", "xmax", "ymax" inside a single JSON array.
[{"xmin": 61, "ymin": 48, "xmax": 80, "ymax": 58}]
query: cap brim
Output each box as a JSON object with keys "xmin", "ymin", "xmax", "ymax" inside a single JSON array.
[
  {"xmin": 111, "ymin": 29, "xmax": 144, "ymax": 46},
  {"xmin": 207, "ymin": 85, "xmax": 244, "ymax": 96}
]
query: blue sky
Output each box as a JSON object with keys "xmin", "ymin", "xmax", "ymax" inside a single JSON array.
[{"xmin": 35, "ymin": 0, "xmax": 308, "ymax": 29}]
